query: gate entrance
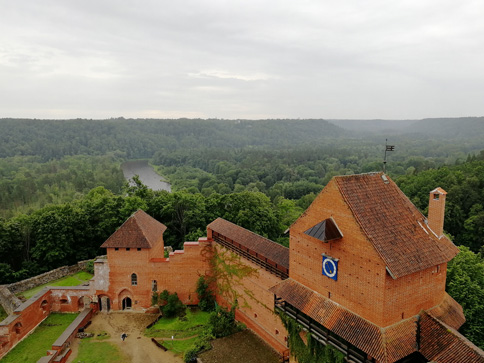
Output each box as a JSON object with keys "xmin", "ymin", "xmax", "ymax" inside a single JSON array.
[{"xmin": 122, "ymin": 297, "xmax": 132, "ymax": 310}]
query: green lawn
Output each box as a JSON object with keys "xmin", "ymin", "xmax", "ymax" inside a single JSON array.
[
  {"xmin": 0, "ymin": 304, "xmax": 7, "ymax": 322},
  {"xmin": 1, "ymin": 313, "xmax": 78, "ymax": 363},
  {"xmin": 18, "ymin": 271, "xmax": 93, "ymax": 299},
  {"xmin": 72, "ymin": 339, "xmax": 128, "ymax": 363},
  {"xmin": 162, "ymin": 336, "xmax": 199, "ymax": 355},
  {"xmin": 145, "ymin": 309, "xmax": 211, "ymax": 339}
]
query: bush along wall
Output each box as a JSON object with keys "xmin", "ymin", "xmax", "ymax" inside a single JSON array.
[{"xmin": 279, "ymin": 312, "xmax": 344, "ymax": 363}]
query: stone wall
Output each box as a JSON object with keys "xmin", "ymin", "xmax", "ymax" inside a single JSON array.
[
  {"xmin": 7, "ymin": 257, "xmax": 104, "ymax": 295},
  {"xmin": 0, "ymin": 287, "xmax": 22, "ymax": 315}
]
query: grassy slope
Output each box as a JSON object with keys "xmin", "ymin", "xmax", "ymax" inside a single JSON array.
[
  {"xmin": 1, "ymin": 313, "xmax": 78, "ymax": 363},
  {"xmin": 18, "ymin": 271, "xmax": 93, "ymax": 300}
]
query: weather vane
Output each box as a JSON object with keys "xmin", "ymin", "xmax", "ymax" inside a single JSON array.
[{"xmin": 383, "ymin": 139, "xmax": 395, "ymax": 174}]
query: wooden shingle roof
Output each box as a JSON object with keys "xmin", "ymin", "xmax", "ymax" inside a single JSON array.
[
  {"xmin": 207, "ymin": 218, "xmax": 289, "ymax": 269},
  {"xmin": 100, "ymin": 210, "xmax": 166, "ymax": 249},
  {"xmin": 334, "ymin": 173, "xmax": 459, "ymax": 279}
]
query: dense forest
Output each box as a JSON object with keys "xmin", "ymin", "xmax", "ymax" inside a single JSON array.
[{"xmin": 0, "ymin": 117, "xmax": 483, "ymax": 348}]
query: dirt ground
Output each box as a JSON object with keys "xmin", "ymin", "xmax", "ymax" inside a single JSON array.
[
  {"xmin": 199, "ymin": 329, "xmax": 281, "ymax": 363},
  {"xmin": 67, "ymin": 311, "xmax": 183, "ymax": 363}
]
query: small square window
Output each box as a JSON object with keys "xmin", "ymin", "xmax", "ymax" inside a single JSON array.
[
  {"xmin": 137, "ymin": 248, "xmax": 141, "ymax": 251},
  {"xmin": 126, "ymin": 248, "xmax": 130, "ymax": 251},
  {"xmin": 433, "ymin": 194, "xmax": 440, "ymax": 200},
  {"xmin": 115, "ymin": 248, "xmax": 119, "ymax": 251}
]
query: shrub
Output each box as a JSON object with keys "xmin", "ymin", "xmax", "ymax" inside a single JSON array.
[
  {"xmin": 161, "ymin": 292, "xmax": 186, "ymax": 318},
  {"xmin": 85, "ymin": 260, "xmax": 94, "ymax": 274},
  {"xmin": 159, "ymin": 289, "xmax": 170, "ymax": 305},
  {"xmin": 208, "ymin": 305, "xmax": 238, "ymax": 338},
  {"xmin": 183, "ymin": 347, "xmax": 198, "ymax": 363},
  {"xmin": 196, "ymin": 276, "xmax": 216, "ymax": 312},
  {"xmin": 183, "ymin": 328, "xmax": 214, "ymax": 362}
]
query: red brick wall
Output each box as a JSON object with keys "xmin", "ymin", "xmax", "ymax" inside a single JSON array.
[
  {"xmin": 383, "ymin": 263, "xmax": 447, "ymax": 325},
  {"xmin": 0, "ymin": 287, "xmax": 88, "ymax": 359},
  {"xmin": 290, "ymin": 180, "xmax": 388, "ymax": 326},
  {"xmin": 290, "ymin": 179, "xmax": 451, "ymax": 328},
  {"xmin": 212, "ymin": 244, "xmax": 288, "ymax": 354},
  {"xmin": 101, "ymin": 240, "xmax": 211, "ymax": 310},
  {"xmin": 0, "ymin": 289, "xmax": 52, "ymax": 357}
]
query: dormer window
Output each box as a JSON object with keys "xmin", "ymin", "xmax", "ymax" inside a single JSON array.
[{"xmin": 304, "ymin": 217, "xmax": 343, "ymax": 243}]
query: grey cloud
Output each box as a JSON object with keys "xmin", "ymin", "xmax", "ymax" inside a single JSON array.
[{"xmin": 0, "ymin": 0, "xmax": 483, "ymax": 119}]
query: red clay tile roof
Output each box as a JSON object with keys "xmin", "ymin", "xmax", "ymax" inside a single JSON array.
[
  {"xmin": 427, "ymin": 293, "xmax": 465, "ymax": 331},
  {"xmin": 269, "ymin": 278, "xmax": 418, "ymax": 363},
  {"xmin": 430, "ymin": 187, "xmax": 447, "ymax": 195},
  {"xmin": 334, "ymin": 173, "xmax": 459, "ymax": 279},
  {"xmin": 100, "ymin": 210, "xmax": 166, "ymax": 249},
  {"xmin": 207, "ymin": 218, "xmax": 289, "ymax": 269},
  {"xmin": 419, "ymin": 311, "xmax": 484, "ymax": 363}
]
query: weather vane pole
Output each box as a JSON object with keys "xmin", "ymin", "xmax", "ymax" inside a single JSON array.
[{"xmin": 383, "ymin": 139, "xmax": 395, "ymax": 174}]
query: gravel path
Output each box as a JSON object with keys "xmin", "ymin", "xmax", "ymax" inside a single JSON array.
[{"xmin": 68, "ymin": 312, "xmax": 183, "ymax": 363}]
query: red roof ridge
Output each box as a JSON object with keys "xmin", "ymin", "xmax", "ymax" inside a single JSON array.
[
  {"xmin": 208, "ymin": 217, "xmax": 289, "ymax": 269},
  {"xmin": 101, "ymin": 210, "xmax": 166, "ymax": 249}
]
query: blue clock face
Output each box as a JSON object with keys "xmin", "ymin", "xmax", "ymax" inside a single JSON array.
[{"xmin": 322, "ymin": 256, "xmax": 338, "ymax": 281}]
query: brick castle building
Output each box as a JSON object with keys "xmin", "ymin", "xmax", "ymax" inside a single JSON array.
[{"xmin": 2, "ymin": 172, "xmax": 484, "ymax": 362}]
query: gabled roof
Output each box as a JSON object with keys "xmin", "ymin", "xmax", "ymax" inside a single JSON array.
[
  {"xmin": 269, "ymin": 278, "xmax": 418, "ymax": 363},
  {"xmin": 304, "ymin": 217, "xmax": 343, "ymax": 242},
  {"xmin": 419, "ymin": 311, "xmax": 484, "ymax": 363},
  {"xmin": 207, "ymin": 218, "xmax": 289, "ymax": 269},
  {"xmin": 334, "ymin": 173, "xmax": 459, "ymax": 279},
  {"xmin": 270, "ymin": 279, "xmax": 484, "ymax": 363},
  {"xmin": 430, "ymin": 187, "xmax": 447, "ymax": 195},
  {"xmin": 101, "ymin": 210, "xmax": 166, "ymax": 249}
]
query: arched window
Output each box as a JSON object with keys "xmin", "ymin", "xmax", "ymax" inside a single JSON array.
[
  {"xmin": 131, "ymin": 273, "xmax": 137, "ymax": 286},
  {"xmin": 14, "ymin": 322, "xmax": 22, "ymax": 334}
]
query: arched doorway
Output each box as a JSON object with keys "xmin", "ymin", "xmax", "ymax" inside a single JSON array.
[
  {"xmin": 118, "ymin": 289, "xmax": 133, "ymax": 310},
  {"xmin": 98, "ymin": 295, "xmax": 110, "ymax": 312},
  {"xmin": 122, "ymin": 297, "xmax": 132, "ymax": 310}
]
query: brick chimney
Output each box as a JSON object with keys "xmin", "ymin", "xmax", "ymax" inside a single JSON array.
[{"xmin": 428, "ymin": 187, "xmax": 447, "ymax": 238}]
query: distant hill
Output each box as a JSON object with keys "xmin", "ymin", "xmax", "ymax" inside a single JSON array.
[
  {"xmin": 405, "ymin": 117, "xmax": 484, "ymax": 138},
  {"xmin": 0, "ymin": 118, "xmax": 347, "ymax": 160},
  {"xmin": 328, "ymin": 119, "xmax": 414, "ymax": 133},
  {"xmin": 329, "ymin": 117, "xmax": 484, "ymax": 140}
]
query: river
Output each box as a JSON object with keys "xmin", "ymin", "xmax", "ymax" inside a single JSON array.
[{"xmin": 121, "ymin": 160, "xmax": 171, "ymax": 192}]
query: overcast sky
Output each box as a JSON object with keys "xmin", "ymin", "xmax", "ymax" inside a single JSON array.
[{"xmin": 1, "ymin": 1, "xmax": 483, "ymax": 120}]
